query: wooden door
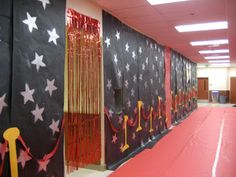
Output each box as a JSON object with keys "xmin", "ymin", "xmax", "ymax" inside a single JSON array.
[
  {"xmin": 230, "ymin": 77, "xmax": 236, "ymax": 103},
  {"xmin": 198, "ymin": 78, "xmax": 208, "ymax": 99}
]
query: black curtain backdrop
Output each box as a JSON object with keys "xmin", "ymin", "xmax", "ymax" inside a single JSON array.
[
  {"xmin": 0, "ymin": 0, "xmax": 66, "ymax": 176},
  {"xmin": 170, "ymin": 50, "xmax": 197, "ymax": 123},
  {"xmin": 103, "ymin": 11, "xmax": 166, "ymax": 167}
]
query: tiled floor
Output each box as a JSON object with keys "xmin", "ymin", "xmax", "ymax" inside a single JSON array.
[{"xmin": 66, "ymin": 100, "xmax": 235, "ymax": 177}]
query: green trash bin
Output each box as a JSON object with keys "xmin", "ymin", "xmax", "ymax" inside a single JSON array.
[{"xmin": 219, "ymin": 95, "xmax": 226, "ymax": 104}]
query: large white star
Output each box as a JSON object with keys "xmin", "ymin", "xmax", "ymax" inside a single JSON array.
[
  {"xmin": 37, "ymin": 0, "xmax": 50, "ymax": 10},
  {"xmin": 104, "ymin": 37, "xmax": 110, "ymax": 48},
  {"xmin": 139, "ymin": 47, "xmax": 142, "ymax": 54},
  {"xmin": 133, "ymin": 75, "xmax": 137, "ymax": 83},
  {"xmin": 106, "ymin": 80, "xmax": 112, "ymax": 90},
  {"xmin": 115, "ymin": 31, "xmax": 120, "ymax": 40},
  {"xmin": 45, "ymin": 79, "xmax": 57, "ymax": 96},
  {"xmin": 31, "ymin": 52, "xmax": 46, "ymax": 72},
  {"xmin": 22, "ymin": 12, "xmax": 38, "ymax": 33},
  {"xmin": 114, "ymin": 54, "xmax": 118, "ymax": 64},
  {"xmin": 125, "ymin": 43, "xmax": 129, "ymax": 52},
  {"xmin": 47, "ymin": 28, "xmax": 59, "ymax": 45},
  {"xmin": 0, "ymin": 93, "xmax": 7, "ymax": 115},
  {"xmin": 132, "ymin": 51, "xmax": 136, "ymax": 59},
  {"xmin": 31, "ymin": 104, "xmax": 44, "ymax": 123},
  {"xmin": 125, "ymin": 63, "xmax": 130, "ymax": 72},
  {"xmin": 20, "ymin": 83, "xmax": 35, "ymax": 104},
  {"xmin": 49, "ymin": 119, "xmax": 60, "ymax": 135},
  {"xmin": 117, "ymin": 69, "xmax": 122, "ymax": 78}
]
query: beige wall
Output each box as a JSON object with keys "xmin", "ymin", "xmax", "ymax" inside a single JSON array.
[
  {"xmin": 197, "ymin": 67, "xmax": 236, "ymax": 90},
  {"xmin": 65, "ymin": 0, "xmax": 105, "ymax": 171}
]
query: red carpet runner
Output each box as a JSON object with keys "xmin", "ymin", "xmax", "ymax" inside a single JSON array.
[{"xmin": 109, "ymin": 107, "xmax": 236, "ymax": 177}]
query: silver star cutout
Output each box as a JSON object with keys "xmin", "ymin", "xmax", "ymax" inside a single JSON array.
[
  {"xmin": 131, "ymin": 89, "xmax": 135, "ymax": 97},
  {"xmin": 49, "ymin": 119, "xmax": 60, "ymax": 135},
  {"xmin": 31, "ymin": 104, "xmax": 44, "ymax": 123},
  {"xmin": 139, "ymin": 74, "xmax": 143, "ymax": 81},
  {"xmin": 0, "ymin": 93, "xmax": 7, "ymax": 115},
  {"xmin": 155, "ymin": 56, "xmax": 158, "ymax": 61},
  {"xmin": 22, "ymin": 12, "xmax": 38, "ymax": 33},
  {"xmin": 132, "ymin": 51, "xmax": 136, "ymax": 59},
  {"xmin": 45, "ymin": 79, "xmax": 57, "ymax": 96},
  {"xmin": 133, "ymin": 75, "xmax": 137, "ymax": 83},
  {"xmin": 139, "ymin": 47, "xmax": 142, "ymax": 54},
  {"xmin": 117, "ymin": 70, "xmax": 122, "ymax": 78},
  {"xmin": 38, "ymin": 0, "xmax": 50, "ymax": 10},
  {"xmin": 20, "ymin": 83, "xmax": 35, "ymax": 104},
  {"xmin": 106, "ymin": 80, "xmax": 112, "ymax": 90},
  {"xmin": 114, "ymin": 54, "xmax": 118, "ymax": 64},
  {"xmin": 125, "ymin": 63, "xmax": 130, "ymax": 72},
  {"xmin": 31, "ymin": 52, "xmax": 46, "ymax": 72},
  {"xmin": 47, "ymin": 28, "xmax": 59, "ymax": 45},
  {"xmin": 125, "ymin": 43, "xmax": 129, "ymax": 52},
  {"xmin": 104, "ymin": 37, "xmax": 110, "ymax": 48},
  {"xmin": 115, "ymin": 31, "xmax": 120, "ymax": 40}
]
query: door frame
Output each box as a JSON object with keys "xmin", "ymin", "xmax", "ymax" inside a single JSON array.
[{"xmin": 230, "ymin": 77, "xmax": 236, "ymax": 103}]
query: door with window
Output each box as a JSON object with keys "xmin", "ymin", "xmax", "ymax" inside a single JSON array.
[{"xmin": 198, "ymin": 78, "xmax": 208, "ymax": 100}]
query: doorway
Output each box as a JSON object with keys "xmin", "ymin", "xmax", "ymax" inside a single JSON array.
[
  {"xmin": 198, "ymin": 78, "xmax": 209, "ymax": 100},
  {"xmin": 230, "ymin": 77, "xmax": 236, "ymax": 103}
]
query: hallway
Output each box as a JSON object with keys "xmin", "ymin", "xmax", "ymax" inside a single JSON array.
[{"xmin": 109, "ymin": 107, "xmax": 236, "ymax": 177}]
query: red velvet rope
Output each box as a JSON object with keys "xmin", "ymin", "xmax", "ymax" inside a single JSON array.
[{"xmin": 0, "ymin": 141, "xmax": 8, "ymax": 177}]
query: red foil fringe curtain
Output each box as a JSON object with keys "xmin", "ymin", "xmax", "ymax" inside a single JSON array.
[{"xmin": 65, "ymin": 9, "xmax": 101, "ymax": 172}]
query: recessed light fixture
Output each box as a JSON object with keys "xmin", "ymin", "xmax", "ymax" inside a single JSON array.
[
  {"xmin": 205, "ymin": 55, "xmax": 229, "ymax": 59},
  {"xmin": 146, "ymin": 0, "xmax": 189, "ymax": 5},
  {"xmin": 190, "ymin": 39, "xmax": 228, "ymax": 46},
  {"xmin": 175, "ymin": 21, "xmax": 228, "ymax": 32},
  {"xmin": 208, "ymin": 60, "xmax": 230, "ymax": 63},
  {"xmin": 199, "ymin": 49, "xmax": 229, "ymax": 54},
  {"xmin": 209, "ymin": 63, "xmax": 230, "ymax": 67}
]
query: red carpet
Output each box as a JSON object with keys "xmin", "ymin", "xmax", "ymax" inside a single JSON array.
[{"xmin": 109, "ymin": 107, "xmax": 236, "ymax": 177}]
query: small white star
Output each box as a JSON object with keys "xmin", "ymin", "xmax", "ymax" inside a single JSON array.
[
  {"xmin": 152, "ymin": 65, "xmax": 155, "ymax": 70},
  {"xmin": 131, "ymin": 89, "xmax": 135, "ymax": 97},
  {"xmin": 125, "ymin": 80, "xmax": 129, "ymax": 88},
  {"xmin": 150, "ymin": 78, "xmax": 153, "ymax": 85},
  {"xmin": 31, "ymin": 104, "xmax": 44, "ymax": 123},
  {"xmin": 104, "ymin": 37, "xmax": 110, "ymax": 48},
  {"xmin": 114, "ymin": 54, "xmax": 118, "ymax": 64},
  {"xmin": 133, "ymin": 75, "xmax": 137, "ymax": 83},
  {"xmin": 22, "ymin": 12, "xmax": 38, "ymax": 33},
  {"xmin": 37, "ymin": 0, "xmax": 50, "ymax": 10},
  {"xmin": 20, "ymin": 83, "xmax": 35, "ymax": 104},
  {"xmin": 127, "ymin": 100, "xmax": 131, "ymax": 108},
  {"xmin": 155, "ymin": 44, "xmax": 157, "ymax": 49},
  {"xmin": 106, "ymin": 80, "xmax": 112, "ymax": 90},
  {"xmin": 49, "ymin": 119, "xmax": 60, "ymax": 135},
  {"xmin": 144, "ymin": 81, "xmax": 148, "ymax": 88},
  {"xmin": 132, "ymin": 51, "xmax": 136, "ymax": 59},
  {"xmin": 139, "ymin": 47, "xmax": 142, "ymax": 54},
  {"xmin": 108, "ymin": 109, "xmax": 114, "ymax": 118},
  {"xmin": 117, "ymin": 70, "xmax": 122, "ymax": 78},
  {"xmin": 125, "ymin": 43, "xmax": 129, "ymax": 52},
  {"xmin": 0, "ymin": 93, "xmax": 7, "ymax": 115},
  {"xmin": 31, "ymin": 52, "xmax": 46, "ymax": 72},
  {"xmin": 126, "ymin": 63, "xmax": 130, "ymax": 72},
  {"xmin": 45, "ymin": 79, "xmax": 57, "ymax": 96},
  {"xmin": 150, "ymin": 43, "xmax": 153, "ymax": 48},
  {"xmin": 142, "ymin": 63, "xmax": 145, "ymax": 70},
  {"xmin": 146, "ymin": 57, "xmax": 149, "ymax": 65},
  {"xmin": 155, "ymin": 56, "xmax": 158, "ymax": 61},
  {"xmin": 47, "ymin": 28, "xmax": 59, "ymax": 45},
  {"xmin": 115, "ymin": 31, "xmax": 120, "ymax": 40},
  {"xmin": 139, "ymin": 74, "xmax": 143, "ymax": 81}
]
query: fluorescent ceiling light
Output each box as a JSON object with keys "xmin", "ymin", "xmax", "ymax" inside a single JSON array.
[
  {"xmin": 175, "ymin": 21, "xmax": 228, "ymax": 32},
  {"xmin": 208, "ymin": 60, "xmax": 230, "ymax": 63},
  {"xmin": 209, "ymin": 63, "xmax": 230, "ymax": 67},
  {"xmin": 199, "ymin": 49, "xmax": 229, "ymax": 54},
  {"xmin": 147, "ymin": 0, "xmax": 189, "ymax": 5},
  {"xmin": 190, "ymin": 39, "xmax": 228, "ymax": 46},
  {"xmin": 205, "ymin": 56, "xmax": 229, "ymax": 59}
]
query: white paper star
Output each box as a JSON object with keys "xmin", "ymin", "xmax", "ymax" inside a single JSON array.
[
  {"xmin": 108, "ymin": 109, "xmax": 114, "ymax": 118},
  {"xmin": 31, "ymin": 104, "xmax": 44, "ymax": 123},
  {"xmin": 139, "ymin": 47, "xmax": 142, "ymax": 54},
  {"xmin": 115, "ymin": 31, "xmax": 120, "ymax": 40},
  {"xmin": 106, "ymin": 80, "xmax": 112, "ymax": 90},
  {"xmin": 47, "ymin": 28, "xmax": 59, "ymax": 45},
  {"xmin": 112, "ymin": 134, "xmax": 118, "ymax": 143},
  {"xmin": 117, "ymin": 70, "xmax": 122, "ymax": 78},
  {"xmin": 114, "ymin": 54, "xmax": 118, "ymax": 64},
  {"xmin": 150, "ymin": 78, "xmax": 153, "ymax": 85},
  {"xmin": 139, "ymin": 74, "xmax": 143, "ymax": 81},
  {"xmin": 31, "ymin": 52, "xmax": 46, "ymax": 72},
  {"xmin": 49, "ymin": 119, "xmax": 60, "ymax": 135},
  {"xmin": 131, "ymin": 88, "xmax": 135, "ymax": 97},
  {"xmin": 146, "ymin": 57, "xmax": 149, "ymax": 65},
  {"xmin": 104, "ymin": 37, "xmax": 110, "ymax": 48},
  {"xmin": 144, "ymin": 81, "xmax": 148, "ymax": 88},
  {"xmin": 127, "ymin": 100, "xmax": 131, "ymax": 108},
  {"xmin": 0, "ymin": 93, "xmax": 7, "ymax": 115},
  {"xmin": 125, "ymin": 63, "xmax": 130, "ymax": 72},
  {"xmin": 133, "ymin": 75, "xmax": 137, "ymax": 83},
  {"xmin": 45, "ymin": 79, "xmax": 57, "ymax": 96},
  {"xmin": 20, "ymin": 83, "xmax": 35, "ymax": 104},
  {"xmin": 132, "ymin": 51, "xmax": 136, "ymax": 59},
  {"xmin": 125, "ymin": 43, "xmax": 129, "ymax": 52},
  {"xmin": 38, "ymin": 0, "xmax": 50, "ymax": 10},
  {"xmin": 125, "ymin": 80, "xmax": 129, "ymax": 88},
  {"xmin": 22, "ymin": 12, "xmax": 38, "ymax": 33},
  {"xmin": 152, "ymin": 64, "xmax": 155, "ymax": 70}
]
